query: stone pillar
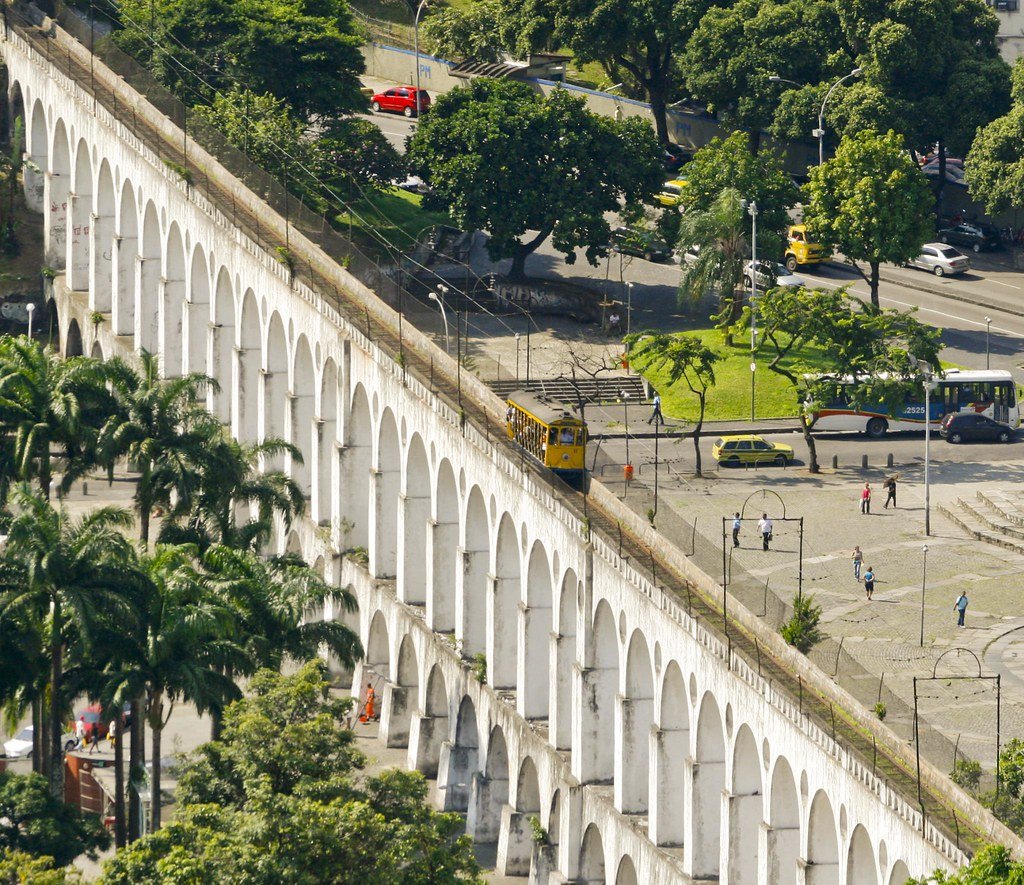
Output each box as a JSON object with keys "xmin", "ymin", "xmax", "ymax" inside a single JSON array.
[
  {"xmin": 426, "ymin": 519, "xmax": 456, "ymax": 632},
  {"xmin": 67, "ymin": 193, "xmax": 89, "ymax": 291},
  {"xmin": 725, "ymin": 789, "xmax": 764, "ymax": 884},
  {"xmin": 549, "ymin": 630, "xmax": 572, "ymax": 750},
  {"xmin": 684, "ymin": 756, "xmax": 725, "ymax": 880},
  {"xmin": 467, "ymin": 772, "xmax": 503, "ymax": 843},
  {"xmin": 160, "ymin": 275, "xmax": 186, "ymax": 376},
  {"xmin": 408, "ymin": 711, "xmax": 447, "ymax": 778},
  {"xmin": 649, "ymin": 726, "xmax": 687, "ymax": 846},
  {"xmin": 136, "ymin": 254, "xmax": 159, "ymax": 351},
  {"xmin": 456, "ymin": 547, "xmax": 488, "ymax": 656},
  {"xmin": 496, "ymin": 805, "xmax": 533, "ymax": 876},
  {"xmin": 488, "ymin": 573, "xmax": 517, "ymax": 689},
  {"xmin": 572, "ymin": 665, "xmax": 614, "ymax": 784},
  {"xmin": 802, "ymin": 856, "xmax": 838, "ymax": 885},
  {"xmin": 379, "ymin": 683, "xmax": 410, "ymax": 748},
  {"xmin": 398, "ymin": 493, "xmax": 430, "ymax": 605},
  {"xmin": 437, "ymin": 740, "xmax": 477, "ymax": 813},
  {"xmin": 23, "ymin": 152, "xmax": 44, "ymax": 213},
  {"xmin": 529, "ymin": 844, "xmax": 558, "ymax": 884},
  {"xmin": 88, "ymin": 210, "xmax": 114, "ymax": 313},
  {"xmin": 615, "ymin": 694, "xmax": 652, "ymax": 813},
  {"xmin": 112, "ymin": 234, "xmax": 137, "ymax": 337},
  {"xmin": 44, "ymin": 172, "xmax": 67, "ymax": 268},
  {"xmin": 517, "ymin": 603, "xmax": 550, "ymax": 720}
]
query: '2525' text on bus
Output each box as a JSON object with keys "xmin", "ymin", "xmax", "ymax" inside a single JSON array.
[{"xmin": 806, "ymin": 369, "xmax": 1020, "ymax": 438}]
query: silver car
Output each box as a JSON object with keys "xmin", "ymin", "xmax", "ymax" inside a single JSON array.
[
  {"xmin": 744, "ymin": 260, "xmax": 804, "ymax": 290},
  {"xmin": 909, "ymin": 243, "xmax": 970, "ymax": 276}
]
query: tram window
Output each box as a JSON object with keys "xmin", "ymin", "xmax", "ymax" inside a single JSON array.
[
  {"xmin": 548, "ymin": 428, "xmax": 558, "ymax": 446},
  {"xmin": 560, "ymin": 428, "xmax": 575, "ymax": 445}
]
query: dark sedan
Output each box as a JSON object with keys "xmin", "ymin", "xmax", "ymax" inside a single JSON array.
[
  {"xmin": 610, "ymin": 226, "xmax": 672, "ymax": 262},
  {"xmin": 939, "ymin": 412, "xmax": 1014, "ymax": 444},
  {"xmin": 937, "ymin": 223, "xmax": 1000, "ymax": 253},
  {"xmin": 662, "ymin": 143, "xmax": 692, "ymax": 172}
]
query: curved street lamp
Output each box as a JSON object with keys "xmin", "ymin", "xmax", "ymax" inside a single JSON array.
[
  {"xmin": 428, "ymin": 285, "xmax": 450, "ymax": 353},
  {"xmin": 769, "ymin": 68, "xmax": 863, "ymax": 164},
  {"xmin": 413, "ymin": 0, "xmax": 430, "ymax": 118}
]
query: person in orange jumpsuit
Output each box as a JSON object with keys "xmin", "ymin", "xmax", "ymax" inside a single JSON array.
[{"xmin": 360, "ymin": 683, "xmax": 376, "ymax": 723}]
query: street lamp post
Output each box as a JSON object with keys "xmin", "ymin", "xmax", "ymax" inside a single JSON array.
[
  {"xmin": 986, "ymin": 316, "xmax": 992, "ymax": 369},
  {"xmin": 919, "ymin": 544, "xmax": 929, "ymax": 647},
  {"xmin": 918, "ymin": 358, "xmax": 935, "ymax": 536},
  {"xmin": 747, "ymin": 200, "xmax": 758, "ymax": 420},
  {"xmin": 622, "ymin": 391, "xmax": 631, "ymax": 470},
  {"xmin": 428, "ymin": 286, "xmax": 449, "ymax": 353},
  {"xmin": 514, "ymin": 332, "xmax": 521, "ymax": 382},
  {"xmin": 812, "ymin": 69, "xmax": 863, "ymax": 165},
  {"xmin": 413, "ymin": 0, "xmax": 429, "ymax": 118},
  {"xmin": 26, "ymin": 303, "xmax": 35, "ymax": 339},
  {"xmin": 625, "ymin": 281, "xmax": 634, "ymax": 339}
]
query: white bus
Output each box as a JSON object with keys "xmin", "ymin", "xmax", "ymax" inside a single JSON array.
[{"xmin": 807, "ymin": 369, "xmax": 1020, "ymax": 438}]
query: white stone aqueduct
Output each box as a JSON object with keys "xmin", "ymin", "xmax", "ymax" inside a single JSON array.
[{"xmin": 0, "ymin": 18, "xmax": 971, "ymax": 884}]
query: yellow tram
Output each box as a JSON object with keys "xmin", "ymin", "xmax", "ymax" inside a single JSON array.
[{"xmin": 505, "ymin": 393, "xmax": 588, "ymax": 485}]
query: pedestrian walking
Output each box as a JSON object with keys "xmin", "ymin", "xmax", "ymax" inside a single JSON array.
[
  {"xmin": 757, "ymin": 513, "xmax": 773, "ymax": 551},
  {"xmin": 860, "ymin": 482, "xmax": 872, "ymax": 514},
  {"xmin": 863, "ymin": 566, "xmax": 875, "ymax": 600},
  {"xmin": 360, "ymin": 682, "xmax": 377, "ymax": 723},
  {"xmin": 852, "ymin": 545, "xmax": 863, "ymax": 581},
  {"xmin": 75, "ymin": 716, "xmax": 86, "ymax": 750},
  {"xmin": 108, "ymin": 719, "xmax": 117, "ymax": 750},
  {"xmin": 88, "ymin": 722, "xmax": 99, "ymax": 754},
  {"xmin": 954, "ymin": 591, "xmax": 969, "ymax": 627},
  {"xmin": 883, "ymin": 475, "xmax": 898, "ymax": 509},
  {"xmin": 608, "ymin": 311, "xmax": 621, "ymax": 336},
  {"xmin": 732, "ymin": 512, "xmax": 741, "ymax": 548},
  {"xmin": 648, "ymin": 393, "xmax": 664, "ymax": 426}
]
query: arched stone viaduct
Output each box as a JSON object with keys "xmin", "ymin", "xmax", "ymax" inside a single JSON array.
[{"xmin": 0, "ymin": 17, "xmax": 986, "ymax": 883}]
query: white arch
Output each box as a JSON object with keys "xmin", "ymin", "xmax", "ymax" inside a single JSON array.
[
  {"xmin": 399, "ymin": 433, "xmax": 430, "ymax": 606},
  {"xmin": 579, "ymin": 824, "xmax": 605, "ymax": 883},
  {"xmin": 68, "ymin": 138, "xmax": 91, "ymax": 290},
  {"xmin": 291, "ymin": 335, "xmax": 315, "ymax": 497},
  {"xmin": 429, "ymin": 459, "xmax": 459, "ymax": 633},
  {"xmin": 161, "ymin": 221, "xmax": 186, "ymax": 376},
  {"xmin": 46, "ymin": 117, "xmax": 70, "ymax": 268},
  {"xmin": 691, "ymin": 693, "xmax": 725, "ymax": 879},
  {"xmin": 552, "ymin": 568, "xmax": 577, "ymax": 750},
  {"xmin": 471, "ymin": 726, "xmax": 509, "ymax": 843},
  {"xmin": 768, "ymin": 756, "xmax": 800, "ymax": 885},
  {"xmin": 887, "ymin": 860, "xmax": 911, "ymax": 885},
  {"xmin": 365, "ymin": 610, "xmax": 390, "ymax": 682},
  {"xmin": 444, "ymin": 695, "xmax": 480, "ymax": 813},
  {"xmin": 651, "ymin": 660, "xmax": 689, "ymax": 846},
  {"xmin": 186, "ymin": 245, "xmax": 211, "ymax": 376},
  {"xmin": 91, "ymin": 159, "xmax": 115, "ymax": 314},
  {"xmin": 617, "ymin": 629, "xmax": 653, "ymax": 814},
  {"xmin": 847, "ymin": 824, "xmax": 878, "ymax": 885},
  {"xmin": 24, "ymin": 98, "xmax": 47, "ymax": 212},
  {"xmin": 460, "ymin": 486, "xmax": 488, "ymax": 656},
  {"xmin": 263, "ymin": 311, "xmax": 288, "ymax": 456},
  {"xmin": 615, "ymin": 855, "xmax": 638, "ymax": 885},
  {"xmin": 491, "ymin": 513, "xmax": 519, "ymax": 689},
  {"xmin": 113, "ymin": 181, "xmax": 138, "ymax": 337},
  {"xmin": 520, "ymin": 541, "xmax": 552, "ymax": 720},
  {"xmin": 807, "ymin": 790, "xmax": 840, "ymax": 885},
  {"xmin": 729, "ymin": 724, "xmax": 763, "ymax": 883},
  {"xmin": 372, "ymin": 408, "xmax": 400, "ymax": 578},
  {"xmin": 412, "ymin": 663, "xmax": 449, "ymax": 778}
]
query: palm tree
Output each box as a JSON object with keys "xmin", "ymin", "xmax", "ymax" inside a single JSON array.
[
  {"xmin": 0, "ymin": 489, "xmax": 146, "ymax": 799},
  {"xmin": 98, "ymin": 350, "xmax": 221, "ymax": 545},
  {"xmin": 102, "ymin": 545, "xmax": 245, "ymax": 831},
  {"xmin": 0, "ymin": 336, "xmax": 113, "ymax": 498},
  {"xmin": 160, "ymin": 436, "xmax": 304, "ymax": 553},
  {"xmin": 200, "ymin": 545, "xmax": 362, "ymax": 737},
  {"xmin": 677, "ymin": 187, "xmax": 749, "ymax": 344}
]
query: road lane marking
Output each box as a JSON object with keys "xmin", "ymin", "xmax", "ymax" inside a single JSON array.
[{"xmin": 989, "ymin": 280, "xmax": 1022, "ymax": 290}]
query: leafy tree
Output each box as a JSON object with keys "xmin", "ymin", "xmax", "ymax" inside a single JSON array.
[
  {"xmin": 0, "ymin": 849, "xmax": 79, "ymax": 883},
  {"xmin": 680, "ymin": 132, "xmax": 797, "ymax": 259},
  {"xmin": 101, "ymin": 663, "xmax": 482, "ymax": 884},
  {"xmin": 755, "ymin": 285, "xmax": 941, "ymax": 472},
  {"xmin": 310, "ymin": 117, "xmax": 403, "ymax": 200},
  {"xmin": 159, "ymin": 436, "xmax": 304, "ymax": 553},
  {"xmin": 623, "ymin": 332, "xmax": 719, "ymax": 475},
  {"xmin": 966, "ymin": 59, "xmax": 1024, "ymax": 217},
  {"xmin": 0, "ymin": 490, "xmax": 145, "ymax": 799},
  {"xmin": 908, "ymin": 844, "xmax": 1024, "ymax": 884},
  {"xmin": 99, "ymin": 350, "xmax": 220, "ymax": 546},
  {"xmin": 681, "ymin": 0, "xmax": 842, "ymax": 153},
  {"xmin": 422, "ymin": 0, "xmax": 533, "ymax": 63},
  {"xmin": 676, "ymin": 187, "xmax": 748, "ymax": 337},
  {"xmin": 0, "ymin": 337, "xmax": 113, "ymax": 499},
  {"xmin": 780, "ymin": 592, "xmax": 822, "ymax": 653},
  {"xmin": 554, "ymin": 0, "xmax": 719, "ymax": 143},
  {"xmin": 0, "ymin": 771, "xmax": 109, "ymax": 866},
  {"xmin": 803, "ymin": 129, "xmax": 933, "ymax": 308},
  {"xmin": 409, "ymin": 78, "xmax": 661, "ymax": 281},
  {"xmin": 115, "ymin": 0, "xmax": 367, "ymax": 121}
]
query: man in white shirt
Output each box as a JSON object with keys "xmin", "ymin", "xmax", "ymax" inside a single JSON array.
[{"xmin": 757, "ymin": 513, "xmax": 773, "ymax": 551}]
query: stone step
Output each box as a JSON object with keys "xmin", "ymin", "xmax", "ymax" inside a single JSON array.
[
  {"xmin": 976, "ymin": 489, "xmax": 1024, "ymax": 528},
  {"xmin": 960, "ymin": 498, "xmax": 1024, "ymax": 542},
  {"xmin": 489, "ymin": 376, "xmax": 648, "ymax": 406},
  {"xmin": 937, "ymin": 502, "xmax": 1024, "ymax": 555}
]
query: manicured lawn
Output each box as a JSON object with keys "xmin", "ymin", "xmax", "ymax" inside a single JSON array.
[
  {"xmin": 335, "ymin": 189, "xmax": 452, "ymax": 253},
  {"xmin": 633, "ymin": 327, "xmax": 832, "ymax": 422}
]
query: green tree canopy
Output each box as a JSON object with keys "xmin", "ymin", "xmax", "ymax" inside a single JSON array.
[
  {"xmin": 115, "ymin": 0, "xmax": 367, "ymax": 120},
  {"xmin": 100, "ymin": 663, "xmax": 481, "ymax": 884},
  {"xmin": 803, "ymin": 129, "xmax": 933, "ymax": 308},
  {"xmin": 680, "ymin": 131, "xmax": 797, "ymax": 258},
  {"xmin": 0, "ymin": 772, "xmax": 109, "ymax": 867},
  {"xmin": 408, "ymin": 78, "xmax": 662, "ymax": 280},
  {"xmin": 908, "ymin": 844, "xmax": 1024, "ymax": 884},
  {"xmin": 966, "ymin": 59, "xmax": 1024, "ymax": 216}
]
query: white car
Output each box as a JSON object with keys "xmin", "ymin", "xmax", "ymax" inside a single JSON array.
[
  {"xmin": 4, "ymin": 726, "xmax": 78, "ymax": 759},
  {"xmin": 907, "ymin": 243, "xmax": 970, "ymax": 276},
  {"xmin": 744, "ymin": 260, "xmax": 804, "ymax": 290}
]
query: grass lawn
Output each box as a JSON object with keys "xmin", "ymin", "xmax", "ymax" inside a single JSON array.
[
  {"xmin": 335, "ymin": 189, "xmax": 452, "ymax": 254},
  {"xmin": 634, "ymin": 327, "xmax": 831, "ymax": 423}
]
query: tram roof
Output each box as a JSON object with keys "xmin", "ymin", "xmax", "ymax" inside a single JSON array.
[{"xmin": 506, "ymin": 391, "xmax": 583, "ymax": 426}]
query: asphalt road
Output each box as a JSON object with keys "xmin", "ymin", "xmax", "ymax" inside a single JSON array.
[{"xmin": 357, "ymin": 110, "xmax": 418, "ymax": 152}]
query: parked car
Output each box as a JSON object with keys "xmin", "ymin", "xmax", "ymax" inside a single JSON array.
[
  {"xmin": 939, "ymin": 412, "xmax": 1014, "ymax": 444},
  {"xmin": 907, "ymin": 243, "xmax": 970, "ymax": 276},
  {"xmin": 370, "ymin": 86, "xmax": 430, "ymax": 118},
  {"xmin": 610, "ymin": 226, "xmax": 672, "ymax": 262},
  {"xmin": 680, "ymin": 245, "xmax": 701, "ymax": 265},
  {"xmin": 4, "ymin": 725, "xmax": 78, "ymax": 759},
  {"xmin": 937, "ymin": 223, "xmax": 1000, "ymax": 253},
  {"xmin": 655, "ymin": 178, "xmax": 689, "ymax": 208},
  {"xmin": 712, "ymin": 434, "xmax": 794, "ymax": 466},
  {"xmin": 661, "ymin": 143, "xmax": 691, "ymax": 172},
  {"xmin": 743, "ymin": 260, "xmax": 804, "ymax": 290}
]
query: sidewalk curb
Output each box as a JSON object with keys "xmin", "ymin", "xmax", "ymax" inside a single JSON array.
[{"xmin": 596, "ymin": 421, "xmax": 802, "ymax": 440}]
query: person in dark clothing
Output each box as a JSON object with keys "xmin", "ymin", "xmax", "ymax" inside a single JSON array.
[{"xmin": 883, "ymin": 475, "xmax": 898, "ymax": 509}]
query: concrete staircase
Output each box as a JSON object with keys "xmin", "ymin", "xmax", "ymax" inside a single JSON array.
[
  {"xmin": 489, "ymin": 376, "xmax": 648, "ymax": 406},
  {"xmin": 938, "ymin": 490, "xmax": 1024, "ymax": 554}
]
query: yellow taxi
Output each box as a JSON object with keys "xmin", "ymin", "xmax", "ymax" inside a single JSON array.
[
  {"xmin": 712, "ymin": 434, "xmax": 794, "ymax": 467},
  {"xmin": 655, "ymin": 178, "xmax": 689, "ymax": 208}
]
